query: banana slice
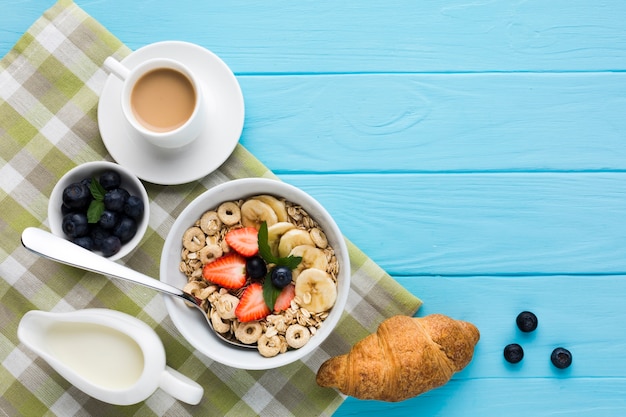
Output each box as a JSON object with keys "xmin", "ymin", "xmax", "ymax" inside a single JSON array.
[
  {"xmin": 267, "ymin": 222, "xmax": 296, "ymax": 257},
  {"xmin": 252, "ymin": 195, "xmax": 288, "ymax": 222},
  {"xmin": 277, "ymin": 228, "xmax": 314, "ymax": 258},
  {"xmin": 240, "ymin": 199, "xmax": 278, "ymax": 229},
  {"xmin": 295, "ymin": 268, "xmax": 337, "ymax": 313},
  {"xmin": 309, "ymin": 227, "xmax": 328, "ymax": 249},
  {"xmin": 289, "ymin": 245, "xmax": 328, "ymax": 280}
]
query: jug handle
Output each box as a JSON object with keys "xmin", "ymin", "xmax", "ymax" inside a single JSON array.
[{"xmin": 159, "ymin": 366, "xmax": 204, "ymax": 405}]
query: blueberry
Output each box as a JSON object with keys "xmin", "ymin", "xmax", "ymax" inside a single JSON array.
[
  {"xmin": 246, "ymin": 256, "xmax": 267, "ymax": 279},
  {"xmin": 551, "ymin": 347, "xmax": 572, "ymax": 369},
  {"xmin": 270, "ymin": 266, "xmax": 292, "ymax": 289},
  {"xmin": 80, "ymin": 177, "xmax": 92, "ymax": 188},
  {"xmin": 99, "ymin": 170, "xmax": 122, "ymax": 191},
  {"xmin": 104, "ymin": 188, "xmax": 129, "ymax": 212},
  {"xmin": 90, "ymin": 226, "xmax": 111, "ymax": 250},
  {"xmin": 61, "ymin": 203, "xmax": 72, "ymax": 216},
  {"xmin": 113, "ymin": 216, "xmax": 137, "ymax": 243},
  {"xmin": 503, "ymin": 343, "xmax": 524, "ymax": 364},
  {"xmin": 124, "ymin": 195, "xmax": 144, "ymax": 220},
  {"xmin": 62, "ymin": 212, "xmax": 89, "ymax": 238},
  {"xmin": 101, "ymin": 235, "xmax": 122, "ymax": 257},
  {"xmin": 73, "ymin": 236, "xmax": 94, "ymax": 251},
  {"xmin": 62, "ymin": 182, "xmax": 92, "ymax": 211},
  {"xmin": 98, "ymin": 210, "xmax": 119, "ymax": 229},
  {"xmin": 516, "ymin": 311, "xmax": 538, "ymax": 332}
]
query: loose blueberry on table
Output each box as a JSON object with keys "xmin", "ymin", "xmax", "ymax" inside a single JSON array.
[
  {"xmin": 503, "ymin": 343, "xmax": 524, "ymax": 364},
  {"xmin": 516, "ymin": 311, "xmax": 538, "ymax": 332},
  {"xmin": 551, "ymin": 347, "xmax": 572, "ymax": 369},
  {"xmin": 60, "ymin": 169, "xmax": 144, "ymax": 257}
]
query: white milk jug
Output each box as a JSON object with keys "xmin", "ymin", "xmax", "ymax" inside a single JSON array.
[{"xmin": 18, "ymin": 309, "xmax": 203, "ymax": 405}]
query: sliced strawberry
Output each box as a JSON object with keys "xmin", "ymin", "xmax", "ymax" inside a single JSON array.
[
  {"xmin": 202, "ymin": 253, "xmax": 246, "ymax": 289},
  {"xmin": 225, "ymin": 227, "xmax": 259, "ymax": 257},
  {"xmin": 273, "ymin": 283, "xmax": 295, "ymax": 312},
  {"xmin": 235, "ymin": 282, "xmax": 271, "ymax": 322}
]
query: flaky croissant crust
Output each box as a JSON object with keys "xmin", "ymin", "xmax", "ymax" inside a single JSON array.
[{"xmin": 316, "ymin": 314, "xmax": 479, "ymax": 402}]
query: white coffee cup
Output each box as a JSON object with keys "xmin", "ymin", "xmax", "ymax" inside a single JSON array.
[
  {"xmin": 104, "ymin": 56, "xmax": 204, "ymax": 149},
  {"xmin": 18, "ymin": 309, "xmax": 204, "ymax": 405}
]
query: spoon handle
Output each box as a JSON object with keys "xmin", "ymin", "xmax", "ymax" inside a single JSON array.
[{"xmin": 21, "ymin": 227, "xmax": 193, "ymax": 303}]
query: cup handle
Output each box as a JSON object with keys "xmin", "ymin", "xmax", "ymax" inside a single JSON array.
[
  {"xmin": 103, "ymin": 56, "xmax": 130, "ymax": 80},
  {"xmin": 158, "ymin": 366, "xmax": 204, "ymax": 405}
]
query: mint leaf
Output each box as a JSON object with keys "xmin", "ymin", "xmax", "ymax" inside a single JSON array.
[
  {"xmin": 257, "ymin": 221, "xmax": 303, "ymax": 268},
  {"xmin": 89, "ymin": 176, "xmax": 106, "ymax": 201},
  {"xmin": 278, "ymin": 255, "xmax": 303, "ymax": 270},
  {"xmin": 257, "ymin": 221, "xmax": 276, "ymax": 262},
  {"xmin": 87, "ymin": 199, "xmax": 104, "ymax": 223},
  {"xmin": 86, "ymin": 177, "xmax": 106, "ymax": 223},
  {"xmin": 262, "ymin": 272, "xmax": 281, "ymax": 310}
]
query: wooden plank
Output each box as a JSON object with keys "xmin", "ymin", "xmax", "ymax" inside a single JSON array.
[
  {"xmin": 238, "ymin": 73, "xmax": 626, "ymax": 172},
  {"xmin": 335, "ymin": 378, "xmax": 626, "ymax": 417},
  {"xmin": 80, "ymin": 0, "xmax": 626, "ymax": 73},
  {"xmin": 333, "ymin": 275, "xmax": 626, "ymax": 416},
  {"xmin": 281, "ymin": 173, "xmax": 626, "ymax": 275},
  {"xmin": 4, "ymin": 1, "xmax": 625, "ymax": 73}
]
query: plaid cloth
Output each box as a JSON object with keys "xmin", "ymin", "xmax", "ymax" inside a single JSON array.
[{"xmin": 0, "ymin": 1, "xmax": 422, "ymax": 416}]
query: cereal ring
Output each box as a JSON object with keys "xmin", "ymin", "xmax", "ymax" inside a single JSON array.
[
  {"xmin": 197, "ymin": 285, "xmax": 217, "ymax": 300},
  {"xmin": 210, "ymin": 309, "xmax": 231, "ymax": 333},
  {"xmin": 200, "ymin": 210, "xmax": 222, "ymax": 236},
  {"xmin": 257, "ymin": 334, "xmax": 281, "ymax": 357},
  {"xmin": 217, "ymin": 202, "xmax": 241, "ymax": 226},
  {"xmin": 199, "ymin": 244, "xmax": 223, "ymax": 264},
  {"xmin": 216, "ymin": 293, "xmax": 239, "ymax": 320},
  {"xmin": 183, "ymin": 281, "xmax": 206, "ymax": 299},
  {"xmin": 279, "ymin": 335, "xmax": 288, "ymax": 354},
  {"xmin": 182, "ymin": 227, "xmax": 206, "ymax": 252},
  {"xmin": 285, "ymin": 324, "xmax": 311, "ymax": 349},
  {"xmin": 235, "ymin": 321, "xmax": 263, "ymax": 344}
]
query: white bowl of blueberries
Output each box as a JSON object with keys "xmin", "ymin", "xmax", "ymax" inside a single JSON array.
[{"xmin": 48, "ymin": 161, "xmax": 149, "ymax": 261}]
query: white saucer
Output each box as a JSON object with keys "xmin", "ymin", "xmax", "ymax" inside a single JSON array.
[{"xmin": 98, "ymin": 41, "xmax": 244, "ymax": 185}]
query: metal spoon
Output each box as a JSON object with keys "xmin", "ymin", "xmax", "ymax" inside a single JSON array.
[{"xmin": 21, "ymin": 227, "xmax": 254, "ymax": 349}]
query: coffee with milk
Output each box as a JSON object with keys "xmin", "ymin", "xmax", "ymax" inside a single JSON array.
[
  {"xmin": 130, "ymin": 68, "xmax": 196, "ymax": 132},
  {"xmin": 103, "ymin": 56, "xmax": 204, "ymax": 149}
]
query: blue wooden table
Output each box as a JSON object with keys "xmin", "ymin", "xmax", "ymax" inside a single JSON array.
[{"xmin": 2, "ymin": 1, "xmax": 626, "ymax": 415}]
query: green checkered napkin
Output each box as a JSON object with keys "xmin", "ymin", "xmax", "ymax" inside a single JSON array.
[{"xmin": 0, "ymin": 1, "xmax": 422, "ymax": 416}]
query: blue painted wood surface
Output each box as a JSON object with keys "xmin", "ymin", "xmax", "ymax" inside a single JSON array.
[{"xmin": 2, "ymin": 1, "xmax": 626, "ymax": 415}]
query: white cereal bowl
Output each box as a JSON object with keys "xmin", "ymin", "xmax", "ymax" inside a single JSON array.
[
  {"xmin": 160, "ymin": 178, "xmax": 350, "ymax": 370},
  {"xmin": 48, "ymin": 161, "xmax": 150, "ymax": 261}
]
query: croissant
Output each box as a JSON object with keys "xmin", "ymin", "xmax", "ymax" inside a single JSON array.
[{"xmin": 316, "ymin": 314, "xmax": 479, "ymax": 402}]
